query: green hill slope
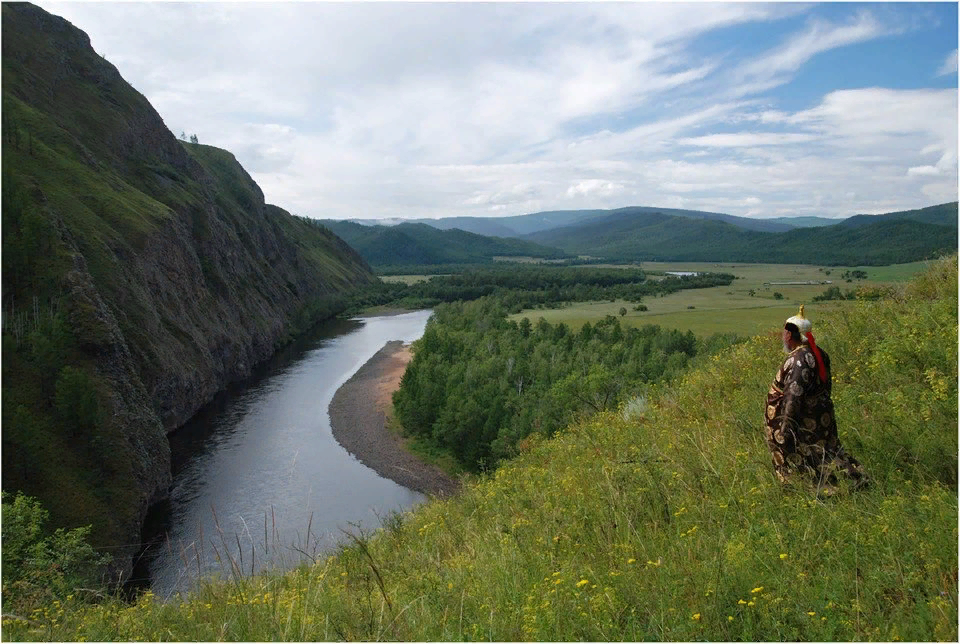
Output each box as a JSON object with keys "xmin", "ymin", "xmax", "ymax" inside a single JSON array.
[
  {"xmin": 765, "ymin": 215, "xmax": 843, "ymax": 227},
  {"xmin": 13, "ymin": 255, "xmax": 956, "ymax": 642},
  {"xmin": 321, "ymin": 220, "xmax": 569, "ymax": 266},
  {"xmin": 527, "ymin": 208, "xmax": 956, "ymax": 265},
  {"xmin": 2, "ymin": 2, "xmax": 374, "ymax": 579},
  {"xmin": 838, "ymin": 201, "xmax": 958, "ymax": 229}
]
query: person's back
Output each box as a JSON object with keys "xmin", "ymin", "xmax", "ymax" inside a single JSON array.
[{"xmin": 764, "ymin": 306, "xmax": 867, "ymax": 494}]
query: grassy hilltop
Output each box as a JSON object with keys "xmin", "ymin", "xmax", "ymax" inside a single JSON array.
[{"xmin": 5, "ymin": 255, "xmax": 956, "ymax": 641}]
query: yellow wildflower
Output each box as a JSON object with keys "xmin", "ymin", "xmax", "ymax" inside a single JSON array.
[
  {"xmin": 576, "ymin": 579, "xmax": 589, "ymax": 587},
  {"xmin": 747, "ymin": 601, "xmax": 755, "ymax": 607},
  {"xmin": 627, "ymin": 558, "xmax": 636, "ymax": 564},
  {"xmin": 779, "ymin": 553, "xmax": 788, "ymax": 560},
  {"xmin": 738, "ymin": 599, "xmax": 747, "ymax": 605},
  {"xmin": 692, "ymin": 613, "xmax": 701, "ymax": 621},
  {"xmin": 751, "ymin": 586, "xmax": 764, "ymax": 594},
  {"xmin": 728, "ymin": 615, "xmax": 734, "ymax": 622},
  {"xmin": 807, "ymin": 611, "xmax": 816, "ymax": 616}
]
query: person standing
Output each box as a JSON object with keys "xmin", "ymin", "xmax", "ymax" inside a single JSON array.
[{"xmin": 764, "ymin": 306, "xmax": 868, "ymax": 494}]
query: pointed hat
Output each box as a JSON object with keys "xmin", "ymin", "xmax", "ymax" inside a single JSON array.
[{"xmin": 785, "ymin": 305, "xmax": 812, "ymax": 335}]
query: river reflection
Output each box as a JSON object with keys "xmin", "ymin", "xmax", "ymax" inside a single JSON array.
[{"xmin": 141, "ymin": 310, "xmax": 432, "ymax": 598}]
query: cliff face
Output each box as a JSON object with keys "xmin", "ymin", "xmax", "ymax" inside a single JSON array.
[{"xmin": 1, "ymin": 2, "xmax": 375, "ymax": 578}]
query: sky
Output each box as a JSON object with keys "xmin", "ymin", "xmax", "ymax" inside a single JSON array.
[{"xmin": 37, "ymin": 2, "xmax": 959, "ymax": 221}]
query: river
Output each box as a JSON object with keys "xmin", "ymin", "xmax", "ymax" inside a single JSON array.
[{"xmin": 138, "ymin": 309, "xmax": 433, "ymax": 598}]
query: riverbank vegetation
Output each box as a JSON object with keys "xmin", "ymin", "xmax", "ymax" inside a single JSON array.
[
  {"xmin": 393, "ymin": 297, "xmax": 738, "ymax": 470},
  {"xmin": 344, "ymin": 263, "xmax": 734, "ymax": 314},
  {"xmin": 3, "ymin": 254, "xmax": 954, "ymax": 641}
]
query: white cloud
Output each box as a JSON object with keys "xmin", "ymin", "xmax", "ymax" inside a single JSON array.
[
  {"xmin": 30, "ymin": 2, "xmax": 959, "ymax": 221},
  {"xmin": 727, "ymin": 12, "xmax": 891, "ymax": 98},
  {"xmin": 677, "ymin": 133, "xmax": 819, "ymax": 147},
  {"xmin": 937, "ymin": 49, "xmax": 958, "ymax": 76},
  {"xmin": 565, "ymin": 180, "xmax": 627, "ymax": 199}
]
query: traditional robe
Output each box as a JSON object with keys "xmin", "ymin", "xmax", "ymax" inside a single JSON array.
[{"xmin": 765, "ymin": 344, "xmax": 867, "ymax": 491}]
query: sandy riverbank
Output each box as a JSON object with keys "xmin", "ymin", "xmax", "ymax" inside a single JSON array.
[{"xmin": 328, "ymin": 341, "xmax": 459, "ymax": 498}]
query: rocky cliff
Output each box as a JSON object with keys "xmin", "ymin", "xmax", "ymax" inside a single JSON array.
[{"xmin": 1, "ymin": 2, "xmax": 376, "ymax": 579}]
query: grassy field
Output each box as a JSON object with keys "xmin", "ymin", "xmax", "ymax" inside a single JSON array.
[
  {"xmin": 506, "ymin": 260, "xmax": 938, "ymax": 337},
  {"xmin": 380, "ymin": 274, "xmax": 437, "ymax": 285},
  {"xmin": 5, "ymin": 257, "xmax": 955, "ymax": 641}
]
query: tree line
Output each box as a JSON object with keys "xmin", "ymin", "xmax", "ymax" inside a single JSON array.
[
  {"xmin": 393, "ymin": 297, "xmax": 741, "ymax": 471},
  {"xmin": 345, "ymin": 265, "xmax": 735, "ymax": 314}
]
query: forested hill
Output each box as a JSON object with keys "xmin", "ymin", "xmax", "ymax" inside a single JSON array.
[
  {"xmin": 2, "ymin": 2, "xmax": 375, "ymax": 580},
  {"xmin": 836, "ymin": 201, "xmax": 958, "ymax": 229},
  {"xmin": 525, "ymin": 204, "xmax": 957, "ymax": 265},
  {"xmin": 320, "ymin": 219, "xmax": 569, "ymax": 266}
]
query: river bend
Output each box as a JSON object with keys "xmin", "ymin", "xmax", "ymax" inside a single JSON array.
[{"xmin": 141, "ymin": 310, "xmax": 432, "ymax": 597}]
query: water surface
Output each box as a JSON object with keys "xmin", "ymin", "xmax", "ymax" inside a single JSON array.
[{"xmin": 143, "ymin": 310, "xmax": 432, "ymax": 598}]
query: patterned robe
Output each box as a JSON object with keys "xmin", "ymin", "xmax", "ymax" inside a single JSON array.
[{"xmin": 764, "ymin": 344, "xmax": 867, "ymax": 491}]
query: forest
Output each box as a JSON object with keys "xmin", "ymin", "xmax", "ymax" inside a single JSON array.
[
  {"xmin": 392, "ymin": 296, "xmax": 741, "ymax": 470},
  {"xmin": 347, "ymin": 264, "xmax": 735, "ymax": 313}
]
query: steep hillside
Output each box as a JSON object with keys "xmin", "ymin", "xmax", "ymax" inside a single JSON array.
[
  {"xmin": 526, "ymin": 208, "xmax": 955, "ymax": 265},
  {"xmin": 1, "ymin": 2, "xmax": 374, "ymax": 578},
  {"xmin": 11, "ymin": 256, "xmax": 956, "ymax": 642},
  {"xmin": 321, "ymin": 220, "xmax": 569, "ymax": 267}
]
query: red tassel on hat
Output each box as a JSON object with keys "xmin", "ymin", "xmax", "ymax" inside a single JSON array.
[{"xmin": 805, "ymin": 331, "xmax": 827, "ymax": 383}]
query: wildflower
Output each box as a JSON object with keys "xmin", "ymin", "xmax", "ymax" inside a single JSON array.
[
  {"xmin": 576, "ymin": 579, "xmax": 589, "ymax": 587},
  {"xmin": 738, "ymin": 599, "xmax": 747, "ymax": 605},
  {"xmin": 779, "ymin": 553, "xmax": 788, "ymax": 560},
  {"xmin": 692, "ymin": 613, "xmax": 701, "ymax": 621},
  {"xmin": 627, "ymin": 558, "xmax": 636, "ymax": 564},
  {"xmin": 728, "ymin": 616, "xmax": 734, "ymax": 622},
  {"xmin": 448, "ymin": 583, "xmax": 453, "ymax": 590},
  {"xmin": 751, "ymin": 586, "xmax": 764, "ymax": 594},
  {"xmin": 747, "ymin": 601, "xmax": 755, "ymax": 607},
  {"xmin": 807, "ymin": 611, "xmax": 816, "ymax": 616}
]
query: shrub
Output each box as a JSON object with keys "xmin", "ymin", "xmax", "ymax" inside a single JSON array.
[{"xmin": 1, "ymin": 492, "xmax": 111, "ymax": 615}]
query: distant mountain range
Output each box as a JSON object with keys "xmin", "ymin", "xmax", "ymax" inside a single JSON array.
[
  {"xmin": 332, "ymin": 201, "xmax": 957, "ymax": 267},
  {"xmin": 348, "ymin": 205, "xmax": 794, "ymax": 237},
  {"xmin": 319, "ymin": 220, "xmax": 567, "ymax": 267},
  {"xmin": 526, "ymin": 208, "xmax": 956, "ymax": 265}
]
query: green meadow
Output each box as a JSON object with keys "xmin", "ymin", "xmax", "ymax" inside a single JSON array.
[
  {"xmin": 380, "ymin": 274, "xmax": 436, "ymax": 285},
  {"xmin": 3, "ymin": 256, "xmax": 956, "ymax": 642},
  {"xmin": 506, "ymin": 260, "xmax": 936, "ymax": 336}
]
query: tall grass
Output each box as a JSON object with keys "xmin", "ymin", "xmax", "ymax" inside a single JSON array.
[{"xmin": 4, "ymin": 256, "xmax": 956, "ymax": 641}]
